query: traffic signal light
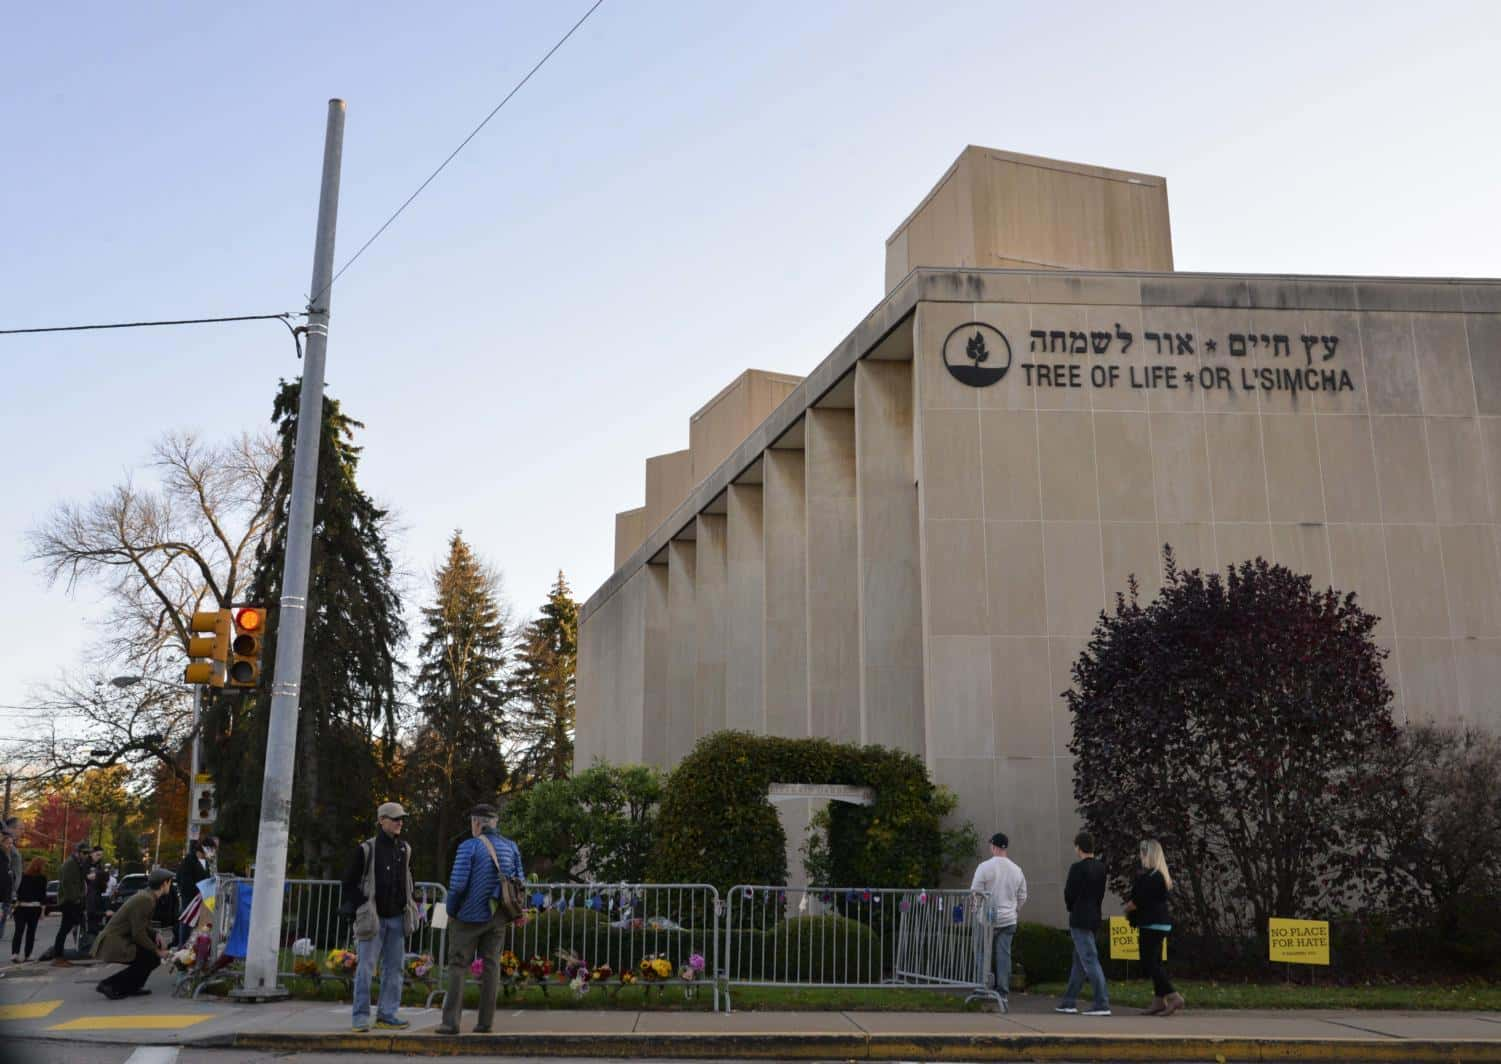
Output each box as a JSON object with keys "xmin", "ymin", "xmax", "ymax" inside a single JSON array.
[
  {"xmin": 191, "ymin": 782, "xmax": 217, "ymax": 824},
  {"xmin": 228, "ymin": 606, "xmax": 265, "ymax": 688},
  {"xmin": 184, "ymin": 610, "xmax": 231, "ymax": 686}
]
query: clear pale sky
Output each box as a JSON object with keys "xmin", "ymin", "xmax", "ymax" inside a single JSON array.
[{"xmin": 4, "ymin": 1, "xmax": 1499, "ymax": 739}]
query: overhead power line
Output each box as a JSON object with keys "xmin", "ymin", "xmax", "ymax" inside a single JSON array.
[
  {"xmin": 312, "ymin": 0, "xmax": 607, "ymax": 304},
  {"xmin": 0, "ymin": 312, "xmax": 298, "ymax": 337}
]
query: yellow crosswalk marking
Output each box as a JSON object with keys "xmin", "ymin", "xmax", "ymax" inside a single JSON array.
[
  {"xmin": 0, "ymin": 1000, "xmax": 62, "ymax": 1020},
  {"xmin": 48, "ymin": 1014, "xmax": 213, "ymax": 1031}
]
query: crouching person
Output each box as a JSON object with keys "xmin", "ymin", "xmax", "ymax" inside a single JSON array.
[
  {"xmin": 436, "ymin": 803, "xmax": 523, "ymax": 1036},
  {"xmin": 92, "ymin": 869, "xmax": 174, "ymax": 999}
]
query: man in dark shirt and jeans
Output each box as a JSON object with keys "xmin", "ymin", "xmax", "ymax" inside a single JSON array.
[
  {"xmin": 342, "ymin": 802, "xmax": 418, "ymax": 1033},
  {"xmin": 1056, "ymin": 830, "xmax": 1110, "ymax": 1016}
]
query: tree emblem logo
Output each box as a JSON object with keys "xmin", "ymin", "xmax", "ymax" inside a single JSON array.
[{"xmin": 942, "ymin": 322, "xmax": 1011, "ymax": 387}]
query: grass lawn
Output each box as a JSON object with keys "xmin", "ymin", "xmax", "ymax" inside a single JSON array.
[
  {"xmin": 1027, "ymin": 978, "xmax": 1501, "ymax": 1011},
  {"xmin": 231, "ymin": 966, "xmax": 1501, "ymax": 1012}
]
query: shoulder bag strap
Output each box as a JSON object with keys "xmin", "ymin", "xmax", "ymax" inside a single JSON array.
[{"xmin": 477, "ymin": 834, "xmax": 503, "ymax": 876}]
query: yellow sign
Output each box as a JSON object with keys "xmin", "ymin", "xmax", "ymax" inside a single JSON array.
[
  {"xmin": 1108, "ymin": 916, "xmax": 1165, "ymax": 960},
  {"xmin": 1268, "ymin": 918, "xmax": 1330, "ymax": 965},
  {"xmin": 194, "ymin": 773, "xmax": 213, "ymax": 784}
]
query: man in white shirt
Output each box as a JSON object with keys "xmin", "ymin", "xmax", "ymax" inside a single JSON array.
[{"xmin": 970, "ymin": 831, "xmax": 1027, "ymax": 1007}]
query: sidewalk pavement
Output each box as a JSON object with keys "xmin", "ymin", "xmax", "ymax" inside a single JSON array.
[{"xmin": 3, "ymin": 958, "xmax": 1500, "ymax": 1061}]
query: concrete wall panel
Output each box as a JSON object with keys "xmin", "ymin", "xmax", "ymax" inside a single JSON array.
[
  {"xmin": 855, "ymin": 360, "xmax": 924, "ymax": 752},
  {"xmin": 694, "ymin": 514, "xmax": 729, "ymax": 744},
  {"xmin": 726, "ymin": 484, "xmax": 766, "ymax": 733},
  {"xmin": 806, "ymin": 407, "xmax": 860, "ymax": 743},
  {"xmin": 764, "ymin": 449, "xmax": 810, "ymax": 738}
]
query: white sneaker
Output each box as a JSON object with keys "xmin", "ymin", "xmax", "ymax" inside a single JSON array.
[
  {"xmin": 1083, "ymin": 1007, "xmax": 1112, "ymax": 1016},
  {"xmin": 1054, "ymin": 1005, "xmax": 1078, "ymax": 1013}
]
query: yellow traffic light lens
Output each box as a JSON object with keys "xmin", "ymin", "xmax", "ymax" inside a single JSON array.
[
  {"xmin": 185, "ymin": 662, "xmax": 216, "ymax": 684},
  {"xmin": 232, "ymin": 634, "xmax": 259, "ymax": 656},
  {"xmin": 229, "ymin": 661, "xmax": 258, "ymax": 685},
  {"xmin": 235, "ymin": 607, "xmax": 264, "ymax": 633}
]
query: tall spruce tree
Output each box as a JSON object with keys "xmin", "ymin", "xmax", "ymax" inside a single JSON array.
[
  {"xmin": 507, "ymin": 572, "xmax": 578, "ymax": 788},
  {"xmin": 406, "ymin": 532, "xmax": 511, "ymax": 879},
  {"xmin": 204, "ymin": 379, "xmax": 406, "ymax": 878}
]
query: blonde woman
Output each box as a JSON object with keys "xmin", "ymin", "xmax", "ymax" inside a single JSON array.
[{"xmin": 1122, "ymin": 839, "xmax": 1184, "ymax": 1016}]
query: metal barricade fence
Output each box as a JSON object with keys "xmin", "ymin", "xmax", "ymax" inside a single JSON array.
[
  {"xmin": 721, "ymin": 885, "xmax": 999, "ymax": 1012},
  {"xmin": 433, "ymin": 882, "xmax": 721, "ymax": 1012},
  {"xmin": 191, "ymin": 875, "xmax": 447, "ymax": 994}
]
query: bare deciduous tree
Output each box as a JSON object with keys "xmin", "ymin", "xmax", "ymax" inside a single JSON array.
[{"xmin": 22, "ymin": 429, "xmax": 278, "ymax": 779}]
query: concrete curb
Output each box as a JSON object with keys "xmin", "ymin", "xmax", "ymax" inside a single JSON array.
[{"xmin": 212, "ymin": 1030, "xmax": 1501, "ymax": 1061}]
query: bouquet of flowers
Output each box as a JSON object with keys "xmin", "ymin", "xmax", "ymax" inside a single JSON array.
[
  {"xmin": 524, "ymin": 954, "xmax": 554, "ymax": 981},
  {"xmin": 499, "ymin": 950, "xmax": 520, "ymax": 979},
  {"xmin": 325, "ymin": 948, "xmax": 357, "ymax": 974},
  {"xmin": 167, "ymin": 947, "xmax": 196, "ymax": 974},
  {"xmin": 638, "ymin": 953, "xmax": 674, "ymax": 982},
  {"xmin": 619, "ymin": 969, "xmax": 638, "ymax": 986},
  {"xmin": 406, "ymin": 953, "xmax": 434, "ymax": 981},
  {"xmin": 589, "ymin": 963, "xmax": 614, "ymax": 982},
  {"xmin": 292, "ymin": 958, "xmax": 320, "ymax": 978},
  {"xmin": 679, "ymin": 953, "xmax": 705, "ymax": 981}
]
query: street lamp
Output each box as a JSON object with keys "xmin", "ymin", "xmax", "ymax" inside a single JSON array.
[{"xmin": 107, "ymin": 675, "xmax": 204, "ymax": 851}]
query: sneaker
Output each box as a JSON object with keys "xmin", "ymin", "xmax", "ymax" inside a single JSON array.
[
  {"xmin": 1054, "ymin": 1005, "xmax": 1078, "ymax": 1014},
  {"xmin": 374, "ymin": 1017, "xmax": 410, "ymax": 1031},
  {"xmin": 997, "ymin": 995, "xmax": 1009, "ymax": 1014},
  {"xmin": 1083, "ymin": 1007, "xmax": 1112, "ymax": 1016},
  {"xmin": 352, "ymin": 1021, "xmax": 371, "ymax": 1033}
]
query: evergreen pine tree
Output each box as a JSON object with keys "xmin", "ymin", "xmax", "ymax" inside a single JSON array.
[
  {"xmin": 406, "ymin": 531, "xmax": 511, "ymax": 879},
  {"xmin": 507, "ymin": 572, "xmax": 578, "ymax": 788},
  {"xmin": 204, "ymin": 379, "xmax": 406, "ymax": 878}
]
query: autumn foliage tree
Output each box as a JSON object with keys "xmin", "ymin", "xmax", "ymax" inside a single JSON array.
[{"xmin": 1066, "ymin": 551, "xmax": 1395, "ymax": 959}]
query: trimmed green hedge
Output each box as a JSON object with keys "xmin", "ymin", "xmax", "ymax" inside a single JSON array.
[
  {"xmin": 1012, "ymin": 922, "xmax": 1074, "ymax": 985},
  {"xmin": 648, "ymin": 733, "xmax": 946, "ymax": 892}
]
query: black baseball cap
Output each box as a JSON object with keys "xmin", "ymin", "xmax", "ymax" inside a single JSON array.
[{"xmin": 989, "ymin": 832, "xmax": 1010, "ymax": 849}]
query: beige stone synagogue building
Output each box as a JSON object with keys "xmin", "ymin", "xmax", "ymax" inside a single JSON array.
[{"xmin": 576, "ymin": 147, "xmax": 1501, "ymax": 922}]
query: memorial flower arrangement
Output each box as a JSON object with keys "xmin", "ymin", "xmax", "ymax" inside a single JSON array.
[
  {"xmin": 678, "ymin": 952, "xmax": 707, "ymax": 998},
  {"xmin": 325, "ymin": 948, "xmax": 357, "ymax": 973},
  {"xmin": 406, "ymin": 953, "xmax": 435, "ymax": 981},
  {"xmin": 619, "ymin": 968, "xmax": 638, "ymax": 986},
  {"xmin": 638, "ymin": 953, "xmax": 674, "ymax": 981},
  {"xmin": 167, "ymin": 946, "xmax": 197, "ymax": 974},
  {"xmin": 292, "ymin": 957, "xmax": 320, "ymax": 978}
]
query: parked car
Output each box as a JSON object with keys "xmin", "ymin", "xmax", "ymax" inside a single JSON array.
[{"xmin": 110, "ymin": 873, "xmax": 149, "ymax": 910}]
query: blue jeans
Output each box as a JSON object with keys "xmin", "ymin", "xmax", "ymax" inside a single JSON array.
[
  {"xmin": 1060, "ymin": 926, "xmax": 1109, "ymax": 1009},
  {"xmin": 353, "ymin": 915, "xmax": 406, "ymax": 1025},
  {"xmin": 991, "ymin": 924, "xmax": 1016, "ymax": 997}
]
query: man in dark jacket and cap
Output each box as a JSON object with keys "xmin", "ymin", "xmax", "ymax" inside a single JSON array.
[{"xmin": 92, "ymin": 869, "xmax": 174, "ymax": 999}]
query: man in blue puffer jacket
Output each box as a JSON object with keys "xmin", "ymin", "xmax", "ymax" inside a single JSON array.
[{"xmin": 436, "ymin": 803, "xmax": 523, "ymax": 1036}]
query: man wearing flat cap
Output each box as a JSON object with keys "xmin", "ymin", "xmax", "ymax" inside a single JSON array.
[
  {"xmin": 341, "ymin": 801, "xmax": 419, "ymax": 1032},
  {"xmin": 436, "ymin": 802, "xmax": 523, "ymax": 1035},
  {"xmin": 91, "ymin": 868, "xmax": 175, "ymax": 999}
]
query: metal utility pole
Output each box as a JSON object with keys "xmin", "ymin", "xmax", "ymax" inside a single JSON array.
[
  {"xmin": 234, "ymin": 98, "xmax": 345, "ymax": 1002},
  {"xmin": 3, "ymin": 774, "xmax": 11, "ymax": 821},
  {"xmin": 186, "ymin": 685, "xmax": 202, "ymax": 846}
]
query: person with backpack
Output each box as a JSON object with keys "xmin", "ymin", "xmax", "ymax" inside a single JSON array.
[
  {"xmin": 435, "ymin": 803, "xmax": 523, "ymax": 1036},
  {"xmin": 340, "ymin": 802, "xmax": 419, "ymax": 1033}
]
